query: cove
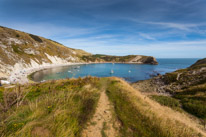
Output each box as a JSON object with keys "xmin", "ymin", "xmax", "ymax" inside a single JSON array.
[{"xmin": 31, "ymin": 58, "xmax": 199, "ymax": 83}]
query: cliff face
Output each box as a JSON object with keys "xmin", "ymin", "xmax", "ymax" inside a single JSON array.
[
  {"xmin": 81, "ymin": 54, "xmax": 158, "ymax": 65},
  {"xmin": 0, "ymin": 26, "xmax": 91, "ymax": 78}
]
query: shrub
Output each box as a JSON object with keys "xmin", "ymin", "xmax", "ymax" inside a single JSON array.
[
  {"xmin": 163, "ymin": 73, "xmax": 178, "ymax": 84},
  {"xmin": 29, "ymin": 34, "xmax": 43, "ymax": 43}
]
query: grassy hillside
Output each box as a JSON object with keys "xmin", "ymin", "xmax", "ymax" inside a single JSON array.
[
  {"xmin": 0, "ymin": 77, "xmax": 100, "ymax": 137},
  {"xmin": 0, "ymin": 26, "xmax": 92, "ymax": 78},
  {"xmin": 81, "ymin": 54, "xmax": 158, "ymax": 64},
  {"xmin": 0, "ymin": 26, "xmax": 90, "ymax": 66},
  {"xmin": 133, "ymin": 58, "xmax": 206, "ymax": 130},
  {"xmin": 0, "ymin": 77, "xmax": 205, "ymax": 136}
]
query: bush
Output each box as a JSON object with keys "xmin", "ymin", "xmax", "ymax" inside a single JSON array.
[
  {"xmin": 163, "ymin": 73, "xmax": 178, "ymax": 84},
  {"xmin": 29, "ymin": 34, "xmax": 43, "ymax": 43}
]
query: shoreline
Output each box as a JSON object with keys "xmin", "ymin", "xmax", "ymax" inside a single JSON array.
[
  {"xmin": 6, "ymin": 61, "xmax": 158, "ymax": 85},
  {"xmin": 8, "ymin": 62, "xmax": 88, "ymax": 85}
]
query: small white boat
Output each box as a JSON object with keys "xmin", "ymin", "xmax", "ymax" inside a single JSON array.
[
  {"xmin": 74, "ymin": 66, "xmax": 80, "ymax": 69},
  {"xmin": 68, "ymin": 71, "xmax": 71, "ymax": 73},
  {"xmin": 128, "ymin": 70, "xmax": 131, "ymax": 73},
  {"xmin": 110, "ymin": 70, "xmax": 114, "ymax": 74}
]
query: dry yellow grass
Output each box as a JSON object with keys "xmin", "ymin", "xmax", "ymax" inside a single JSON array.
[{"xmin": 110, "ymin": 77, "xmax": 206, "ymax": 136}]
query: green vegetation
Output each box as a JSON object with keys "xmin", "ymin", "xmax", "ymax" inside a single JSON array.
[
  {"xmin": 0, "ymin": 77, "xmax": 101, "ymax": 137},
  {"xmin": 16, "ymin": 34, "xmax": 20, "ymax": 37},
  {"xmin": 163, "ymin": 73, "xmax": 178, "ymax": 84},
  {"xmin": 29, "ymin": 34, "xmax": 43, "ymax": 43},
  {"xmin": 174, "ymin": 84, "xmax": 206, "ymax": 120},
  {"xmin": 150, "ymin": 95, "xmax": 182, "ymax": 112},
  {"xmin": 81, "ymin": 54, "xmax": 136, "ymax": 62},
  {"xmin": 148, "ymin": 84, "xmax": 206, "ymax": 126},
  {"xmin": 106, "ymin": 81, "xmax": 166, "ymax": 137},
  {"xmin": 101, "ymin": 122, "xmax": 108, "ymax": 137},
  {"xmin": 0, "ymin": 87, "xmax": 4, "ymax": 102},
  {"xmin": 0, "ymin": 77, "xmax": 204, "ymax": 136},
  {"xmin": 0, "ymin": 26, "xmax": 91, "ymax": 67},
  {"xmin": 11, "ymin": 44, "xmax": 24, "ymax": 54},
  {"xmin": 106, "ymin": 78, "xmax": 200, "ymax": 137}
]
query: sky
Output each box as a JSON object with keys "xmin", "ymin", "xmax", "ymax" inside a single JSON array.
[{"xmin": 0, "ymin": 0, "xmax": 206, "ymax": 58}]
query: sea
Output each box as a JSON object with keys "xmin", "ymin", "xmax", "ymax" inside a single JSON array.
[{"xmin": 31, "ymin": 58, "xmax": 199, "ymax": 83}]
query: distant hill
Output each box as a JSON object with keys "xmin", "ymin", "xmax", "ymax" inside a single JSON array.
[
  {"xmin": 81, "ymin": 54, "xmax": 158, "ymax": 65},
  {"xmin": 0, "ymin": 26, "xmax": 157, "ymax": 79}
]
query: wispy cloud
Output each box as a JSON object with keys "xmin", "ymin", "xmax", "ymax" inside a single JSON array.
[
  {"xmin": 1, "ymin": 0, "xmax": 206, "ymax": 58},
  {"xmin": 138, "ymin": 33, "xmax": 156, "ymax": 40},
  {"xmin": 145, "ymin": 22, "xmax": 198, "ymax": 31}
]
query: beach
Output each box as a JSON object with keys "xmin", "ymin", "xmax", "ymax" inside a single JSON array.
[{"xmin": 8, "ymin": 62, "xmax": 85, "ymax": 85}]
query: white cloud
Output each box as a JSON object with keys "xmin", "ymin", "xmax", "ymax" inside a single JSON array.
[
  {"xmin": 58, "ymin": 36, "xmax": 206, "ymax": 58},
  {"xmin": 145, "ymin": 21, "xmax": 198, "ymax": 31},
  {"xmin": 138, "ymin": 33, "xmax": 156, "ymax": 40}
]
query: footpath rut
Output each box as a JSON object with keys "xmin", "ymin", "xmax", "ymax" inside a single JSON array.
[{"xmin": 82, "ymin": 80, "xmax": 119, "ymax": 137}]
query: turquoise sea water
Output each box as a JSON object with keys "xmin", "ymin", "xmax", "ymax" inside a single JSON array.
[{"xmin": 31, "ymin": 58, "xmax": 199, "ymax": 83}]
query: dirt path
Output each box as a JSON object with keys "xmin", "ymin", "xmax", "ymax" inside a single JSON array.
[{"xmin": 82, "ymin": 89, "xmax": 118, "ymax": 137}]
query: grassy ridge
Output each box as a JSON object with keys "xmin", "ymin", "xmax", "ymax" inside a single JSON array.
[
  {"xmin": 106, "ymin": 78, "xmax": 203, "ymax": 137},
  {"xmin": 0, "ymin": 77, "xmax": 101, "ymax": 137},
  {"xmin": 81, "ymin": 54, "xmax": 137, "ymax": 62},
  {"xmin": 0, "ymin": 77, "xmax": 205, "ymax": 136}
]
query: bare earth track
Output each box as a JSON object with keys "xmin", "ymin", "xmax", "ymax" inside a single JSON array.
[{"xmin": 82, "ymin": 90, "xmax": 119, "ymax": 137}]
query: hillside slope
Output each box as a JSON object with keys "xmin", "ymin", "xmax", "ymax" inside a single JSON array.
[
  {"xmin": 0, "ymin": 77, "xmax": 205, "ymax": 137},
  {"xmin": 0, "ymin": 26, "xmax": 91, "ymax": 78},
  {"xmin": 133, "ymin": 58, "xmax": 206, "ymax": 129}
]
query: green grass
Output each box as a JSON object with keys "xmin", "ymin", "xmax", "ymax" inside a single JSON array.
[
  {"xmin": 0, "ymin": 87, "xmax": 4, "ymax": 102},
  {"xmin": 150, "ymin": 95, "xmax": 182, "ymax": 112},
  {"xmin": 150, "ymin": 84, "xmax": 206, "ymax": 122},
  {"xmin": 0, "ymin": 77, "xmax": 204, "ymax": 137},
  {"xmin": 11, "ymin": 44, "xmax": 24, "ymax": 54},
  {"xmin": 81, "ymin": 54, "xmax": 137, "ymax": 63},
  {"xmin": 106, "ymin": 80, "xmax": 169, "ymax": 137},
  {"xmin": 101, "ymin": 122, "xmax": 108, "ymax": 137},
  {"xmin": 0, "ymin": 77, "xmax": 101, "ymax": 137},
  {"xmin": 105, "ymin": 78, "xmax": 202, "ymax": 137},
  {"xmin": 174, "ymin": 84, "xmax": 206, "ymax": 120}
]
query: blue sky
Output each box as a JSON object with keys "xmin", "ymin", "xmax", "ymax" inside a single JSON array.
[{"xmin": 0, "ymin": 0, "xmax": 206, "ymax": 58}]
